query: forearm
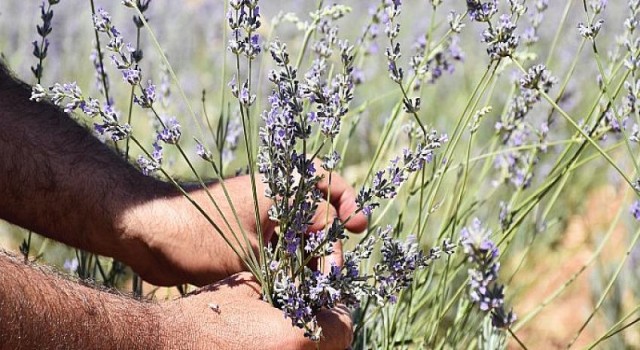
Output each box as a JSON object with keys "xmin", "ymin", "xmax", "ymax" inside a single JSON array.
[
  {"xmin": 0, "ymin": 62, "xmax": 269, "ymax": 285},
  {"xmin": 0, "ymin": 62, "xmax": 169, "ymax": 265},
  {"xmin": 0, "ymin": 250, "xmax": 165, "ymax": 349}
]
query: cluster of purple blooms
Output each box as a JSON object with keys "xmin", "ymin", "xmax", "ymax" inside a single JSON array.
[
  {"xmin": 467, "ymin": 0, "xmax": 526, "ymax": 61},
  {"xmin": 483, "ymin": 13, "xmax": 520, "ymax": 61},
  {"xmin": 31, "ymin": 82, "xmax": 132, "ymax": 142},
  {"xmin": 227, "ymin": 0, "xmax": 261, "ymax": 60},
  {"xmin": 494, "ymin": 64, "xmax": 557, "ymax": 189},
  {"xmin": 92, "ymin": 8, "xmax": 139, "ymax": 84},
  {"xmin": 461, "ymin": 218, "xmax": 516, "ymax": 329},
  {"xmin": 410, "ymin": 34, "xmax": 464, "ymax": 89},
  {"xmin": 356, "ymin": 134, "xmax": 447, "ymax": 216},
  {"xmin": 268, "ymin": 225, "xmax": 451, "ymax": 340},
  {"xmin": 466, "ymin": 0, "xmax": 498, "ymax": 23},
  {"xmin": 577, "ymin": 0, "xmax": 608, "ymax": 39}
]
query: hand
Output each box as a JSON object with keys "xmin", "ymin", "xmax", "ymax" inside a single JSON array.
[
  {"xmin": 122, "ymin": 169, "xmax": 368, "ymax": 286},
  {"xmin": 161, "ymin": 272, "xmax": 353, "ymax": 350}
]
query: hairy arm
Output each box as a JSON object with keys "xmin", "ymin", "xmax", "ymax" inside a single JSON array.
[
  {"xmin": 0, "ymin": 250, "xmax": 163, "ymax": 349},
  {"xmin": 0, "ymin": 62, "xmax": 175, "ymax": 277},
  {"xmin": 0, "ymin": 62, "xmax": 279, "ymax": 285},
  {"xmin": 0, "ymin": 250, "xmax": 353, "ymax": 350}
]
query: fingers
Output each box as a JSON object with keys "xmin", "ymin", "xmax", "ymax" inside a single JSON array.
[
  {"xmin": 309, "ymin": 199, "xmax": 338, "ymax": 233},
  {"xmin": 321, "ymin": 239, "xmax": 343, "ymax": 274},
  {"xmin": 315, "ymin": 170, "xmax": 368, "ymax": 233},
  {"xmin": 316, "ymin": 304, "xmax": 354, "ymax": 350}
]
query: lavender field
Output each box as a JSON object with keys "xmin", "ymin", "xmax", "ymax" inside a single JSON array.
[{"xmin": 1, "ymin": 0, "xmax": 640, "ymax": 348}]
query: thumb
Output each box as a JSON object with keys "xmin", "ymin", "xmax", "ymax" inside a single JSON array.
[{"xmin": 321, "ymin": 239, "xmax": 343, "ymax": 275}]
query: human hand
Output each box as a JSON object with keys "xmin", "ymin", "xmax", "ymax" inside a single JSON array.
[
  {"xmin": 161, "ymin": 272, "xmax": 353, "ymax": 350},
  {"xmin": 122, "ymin": 168, "xmax": 368, "ymax": 286}
]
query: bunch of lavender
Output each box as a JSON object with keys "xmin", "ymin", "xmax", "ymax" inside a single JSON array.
[
  {"xmin": 461, "ymin": 218, "xmax": 516, "ymax": 330},
  {"xmin": 223, "ymin": 0, "xmax": 452, "ymax": 339},
  {"xmin": 31, "ymin": 82, "xmax": 132, "ymax": 141}
]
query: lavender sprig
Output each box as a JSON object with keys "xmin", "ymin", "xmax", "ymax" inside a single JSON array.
[
  {"xmin": 357, "ymin": 132, "xmax": 447, "ymax": 216},
  {"xmin": 31, "ymin": 0, "xmax": 61, "ymax": 84},
  {"xmin": 30, "ymin": 83, "xmax": 132, "ymax": 142},
  {"xmin": 494, "ymin": 64, "xmax": 557, "ymax": 188},
  {"xmin": 461, "ymin": 218, "xmax": 516, "ymax": 329}
]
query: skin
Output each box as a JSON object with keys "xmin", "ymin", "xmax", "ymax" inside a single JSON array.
[{"xmin": 0, "ymin": 61, "xmax": 367, "ymax": 349}]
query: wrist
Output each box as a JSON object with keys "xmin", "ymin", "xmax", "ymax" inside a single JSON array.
[{"xmin": 109, "ymin": 175, "xmax": 181, "ymax": 282}]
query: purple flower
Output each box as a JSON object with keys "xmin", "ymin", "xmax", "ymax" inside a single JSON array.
[
  {"xmin": 137, "ymin": 142, "xmax": 163, "ymax": 176},
  {"xmin": 157, "ymin": 117, "xmax": 181, "ymax": 144},
  {"xmin": 482, "ymin": 14, "xmax": 519, "ymax": 60},
  {"xmin": 461, "ymin": 218, "xmax": 515, "ymax": 329},
  {"xmin": 122, "ymin": 68, "xmax": 141, "ymax": 85},
  {"xmin": 631, "ymin": 200, "xmax": 640, "ymax": 221},
  {"xmin": 63, "ymin": 258, "xmax": 79, "ymax": 273},
  {"xmin": 92, "ymin": 8, "xmax": 112, "ymax": 32},
  {"xmin": 357, "ymin": 134, "xmax": 445, "ymax": 215},
  {"xmin": 467, "ymin": 0, "xmax": 498, "ymax": 22},
  {"xmin": 195, "ymin": 141, "xmax": 213, "ymax": 161},
  {"xmin": 134, "ymin": 81, "xmax": 156, "ymax": 108}
]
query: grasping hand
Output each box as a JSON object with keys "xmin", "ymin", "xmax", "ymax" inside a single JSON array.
[
  {"xmin": 121, "ymin": 167, "xmax": 368, "ymax": 286},
  {"xmin": 161, "ymin": 272, "xmax": 353, "ymax": 350}
]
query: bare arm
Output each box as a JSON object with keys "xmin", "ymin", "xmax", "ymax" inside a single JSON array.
[
  {"xmin": 0, "ymin": 61, "xmax": 173, "ymax": 278},
  {"xmin": 0, "ymin": 250, "xmax": 353, "ymax": 350},
  {"xmin": 0, "ymin": 250, "xmax": 163, "ymax": 349}
]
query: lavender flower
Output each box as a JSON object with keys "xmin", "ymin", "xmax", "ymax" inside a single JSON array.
[
  {"xmin": 157, "ymin": 117, "xmax": 181, "ymax": 144},
  {"xmin": 227, "ymin": 0, "xmax": 262, "ymax": 60},
  {"xmin": 373, "ymin": 227, "xmax": 429, "ymax": 304},
  {"xmin": 137, "ymin": 141, "xmax": 163, "ymax": 176},
  {"xmin": 122, "ymin": 68, "xmax": 141, "ymax": 85},
  {"xmin": 631, "ymin": 200, "xmax": 640, "ymax": 221},
  {"xmin": 578, "ymin": 20, "xmax": 605, "ymax": 39},
  {"xmin": 461, "ymin": 218, "xmax": 516, "ymax": 329},
  {"xmin": 467, "ymin": 0, "xmax": 498, "ymax": 23},
  {"xmin": 589, "ymin": 0, "xmax": 607, "ymax": 14},
  {"xmin": 30, "ymin": 83, "xmax": 132, "ymax": 141},
  {"xmin": 94, "ymin": 104, "xmax": 132, "ymax": 141},
  {"xmin": 134, "ymin": 81, "xmax": 156, "ymax": 108},
  {"xmin": 93, "ymin": 8, "xmax": 141, "ymax": 78},
  {"xmin": 494, "ymin": 64, "xmax": 557, "ymax": 188},
  {"xmin": 357, "ymin": 133, "xmax": 446, "ymax": 216},
  {"xmin": 520, "ymin": 64, "xmax": 557, "ymax": 93},
  {"xmin": 31, "ymin": 0, "xmax": 60, "ymax": 83},
  {"xmin": 272, "ymin": 270, "xmax": 318, "ymax": 339},
  {"xmin": 482, "ymin": 14, "xmax": 519, "ymax": 60},
  {"xmin": 195, "ymin": 140, "xmax": 213, "ymax": 162}
]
